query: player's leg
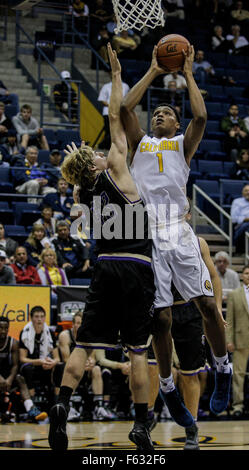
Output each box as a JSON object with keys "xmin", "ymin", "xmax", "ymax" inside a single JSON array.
[
  {"xmin": 193, "ymin": 295, "xmax": 232, "ymax": 415},
  {"xmin": 48, "ymin": 346, "xmax": 89, "ymax": 451},
  {"xmin": 128, "ymin": 350, "xmax": 154, "ymax": 452}
]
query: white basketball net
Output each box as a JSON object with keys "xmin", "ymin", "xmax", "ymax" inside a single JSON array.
[{"xmin": 112, "ymin": 0, "xmax": 165, "ymax": 33}]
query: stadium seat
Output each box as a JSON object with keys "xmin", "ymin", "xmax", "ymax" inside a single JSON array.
[
  {"xmin": 0, "ymin": 167, "xmax": 10, "ymax": 182},
  {"xmin": 198, "ymin": 160, "xmax": 227, "ymax": 180},
  {"xmin": 205, "ymin": 120, "xmax": 226, "ymax": 140},
  {"xmin": 223, "ymin": 162, "xmax": 236, "ymax": 177},
  {"xmin": 4, "ymin": 105, "xmax": 18, "ymax": 119},
  {"xmin": 12, "ymin": 202, "xmax": 40, "ymax": 226},
  {"xmin": 43, "ymin": 129, "xmax": 58, "ymax": 149},
  {"xmin": 198, "ymin": 140, "xmax": 227, "ymax": 160},
  {"xmin": 57, "ymin": 130, "xmax": 81, "ymax": 148},
  {"xmin": 0, "ymin": 202, "xmax": 14, "ymax": 224},
  {"xmin": 38, "ymin": 150, "xmax": 50, "ymax": 164},
  {"xmin": 69, "ymin": 278, "xmax": 91, "ymax": 286},
  {"xmin": 4, "ymin": 225, "xmax": 28, "ymax": 243},
  {"xmin": 195, "ymin": 179, "xmax": 220, "ymax": 221}
]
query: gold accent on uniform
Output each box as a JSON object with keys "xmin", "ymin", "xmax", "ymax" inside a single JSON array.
[
  {"xmin": 98, "ymin": 252, "xmax": 151, "ymax": 263},
  {"xmin": 204, "ymin": 280, "xmax": 212, "ymax": 291},
  {"xmin": 140, "ymin": 140, "xmax": 180, "ymax": 152}
]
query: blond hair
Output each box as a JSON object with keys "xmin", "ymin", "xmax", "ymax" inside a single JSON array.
[
  {"xmin": 26, "ymin": 223, "xmax": 46, "ymax": 248},
  {"xmin": 37, "ymin": 247, "xmax": 58, "ymax": 268},
  {"xmin": 61, "ymin": 145, "xmax": 96, "ymax": 188}
]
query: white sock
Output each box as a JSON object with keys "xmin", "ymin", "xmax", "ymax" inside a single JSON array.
[
  {"xmin": 24, "ymin": 399, "xmax": 33, "ymax": 412},
  {"xmin": 213, "ymin": 354, "xmax": 230, "ymax": 373},
  {"xmin": 159, "ymin": 373, "xmax": 175, "ymax": 393}
]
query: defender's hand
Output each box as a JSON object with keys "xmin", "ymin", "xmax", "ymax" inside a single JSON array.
[
  {"xmin": 183, "ymin": 45, "xmax": 195, "ymax": 76},
  {"xmin": 107, "ymin": 42, "xmax": 121, "ymax": 74}
]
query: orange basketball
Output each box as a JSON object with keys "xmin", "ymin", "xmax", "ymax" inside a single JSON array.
[{"xmin": 156, "ymin": 34, "xmax": 190, "ymax": 73}]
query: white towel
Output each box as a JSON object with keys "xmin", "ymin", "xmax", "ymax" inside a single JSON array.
[{"xmin": 21, "ymin": 321, "xmax": 54, "ymax": 358}]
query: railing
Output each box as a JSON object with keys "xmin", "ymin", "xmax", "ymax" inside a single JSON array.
[
  {"xmin": 15, "ymin": 11, "xmax": 81, "ymax": 130},
  {"xmin": 146, "ymin": 87, "xmax": 186, "ymax": 135},
  {"xmin": 245, "ymin": 232, "xmax": 249, "ymax": 264},
  {"xmin": 192, "ymin": 183, "xmax": 233, "ymax": 259},
  {"xmin": 0, "ymin": 4, "xmax": 8, "ymax": 41}
]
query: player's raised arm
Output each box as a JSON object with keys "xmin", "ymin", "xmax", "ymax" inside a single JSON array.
[
  {"xmin": 120, "ymin": 46, "xmax": 165, "ymax": 156},
  {"xmin": 106, "ymin": 42, "xmax": 127, "ymax": 172},
  {"xmin": 183, "ymin": 45, "xmax": 207, "ymax": 166}
]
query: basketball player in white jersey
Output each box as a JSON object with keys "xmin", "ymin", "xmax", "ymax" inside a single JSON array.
[{"xmin": 120, "ymin": 44, "xmax": 232, "ymax": 421}]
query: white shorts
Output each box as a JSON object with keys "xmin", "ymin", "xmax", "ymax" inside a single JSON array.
[{"xmin": 152, "ymin": 221, "xmax": 214, "ymax": 308}]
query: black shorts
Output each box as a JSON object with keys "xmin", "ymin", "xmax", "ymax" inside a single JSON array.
[
  {"xmin": 171, "ymin": 302, "xmax": 208, "ymax": 375},
  {"xmin": 149, "ymin": 302, "xmax": 208, "ymax": 374},
  {"xmin": 76, "ymin": 258, "xmax": 155, "ymax": 352}
]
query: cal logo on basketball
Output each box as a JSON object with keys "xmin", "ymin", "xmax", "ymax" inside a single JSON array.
[
  {"xmin": 204, "ymin": 280, "xmax": 212, "ymax": 291},
  {"xmin": 140, "ymin": 140, "xmax": 180, "ymax": 152}
]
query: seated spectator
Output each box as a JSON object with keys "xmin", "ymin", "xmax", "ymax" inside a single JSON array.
[
  {"xmin": 163, "ymin": 71, "xmax": 187, "ymax": 90},
  {"xmin": 244, "ymin": 108, "xmax": 249, "ymax": 132},
  {"xmin": 37, "ymin": 247, "xmax": 69, "ymax": 309},
  {"xmin": 19, "ymin": 305, "xmax": 61, "ymax": 405},
  {"xmin": 192, "ymin": 50, "xmax": 215, "ymax": 86},
  {"xmin": 231, "ymin": 183, "xmax": 249, "ymax": 253},
  {"xmin": 98, "ymin": 73, "xmax": 130, "ymax": 149},
  {"xmin": 0, "ymin": 129, "xmax": 23, "ymax": 160},
  {"xmin": 12, "ymin": 104, "xmax": 49, "ymax": 150},
  {"xmin": 230, "ymin": 1, "xmax": 249, "ymax": 26},
  {"xmin": 0, "ymin": 250, "xmax": 15, "ymax": 285},
  {"xmin": 112, "ymin": 30, "xmax": 138, "ymax": 59},
  {"xmin": 91, "ymin": 25, "xmax": 110, "ymax": 66},
  {"xmin": 24, "ymin": 223, "xmax": 52, "ymax": 267},
  {"xmin": 35, "ymin": 206, "xmax": 57, "ymax": 238},
  {"xmin": 214, "ymin": 251, "xmax": 241, "ymax": 299},
  {"xmin": 0, "ymin": 222, "xmax": 18, "ymax": 262},
  {"xmin": 162, "ymin": 80, "xmax": 183, "ymax": 115},
  {"xmin": 0, "ymin": 80, "xmax": 19, "ymax": 109},
  {"xmin": 52, "ymin": 220, "xmax": 90, "ymax": 279},
  {"xmin": 162, "ymin": 0, "xmax": 185, "ymax": 20},
  {"xmin": 0, "ymin": 316, "xmax": 48, "ymax": 423},
  {"xmin": 69, "ymin": 0, "xmax": 89, "ymax": 32},
  {"xmin": 40, "ymin": 149, "xmax": 62, "ymax": 188},
  {"xmin": 10, "ymin": 246, "xmax": 41, "ymax": 285},
  {"xmin": 43, "ymin": 177, "xmax": 74, "ymax": 220},
  {"xmin": 53, "ymin": 72, "xmax": 78, "ymax": 122},
  {"xmin": 13, "ymin": 146, "xmax": 56, "ymax": 204},
  {"xmin": 211, "ymin": 25, "xmax": 227, "ymax": 52},
  {"xmin": 233, "ymin": 148, "xmax": 249, "ymax": 180},
  {"xmin": 220, "ymin": 104, "xmax": 249, "ymax": 161},
  {"xmin": 0, "ymin": 102, "xmax": 14, "ymax": 144},
  {"xmin": 89, "ymin": 0, "xmax": 113, "ymax": 38},
  {"xmin": 226, "ymin": 24, "xmax": 249, "ymax": 54}
]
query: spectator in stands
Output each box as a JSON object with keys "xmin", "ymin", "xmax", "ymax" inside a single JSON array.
[
  {"xmin": 52, "ymin": 220, "xmax": 90, "ymax": 279},
  {"xmin": 0, "ymin": 223, "xmax": 18, "ymax": 262},
  {"xmin": 192, "ymin": 50, "xmax": 215, "ymax": 86},
  {"xmin": 233, "ymin": 148, "xmax": 249, "ymax": 180},
  {"xmin": 40, "ymin": 149, "xmax": 62, "ymax": 188},
  {"xmin": 37, "ymin": 247, "xmax": 69, "ymax": 308},
  {"xmin": 162, "ymin": 0, "xmax": 185, "ymax": 20},
  {"xmin": 43, "ymin": 177, "xmax": 74, "ymax": 219},
  {"xmin": 10, "ymin": 246, "xmax": 41, "ymax": 285},
  {"xmin": 98, "ymin": 73, "xmax": 130, "ymax": 149},
  {"xmin": 244, "ymin": 108, "xmax": 249, "ymax": 132},
  {"xmin": 220, "ymin": 104, "xmax": 249, "ymax": 161},
  {"xmin": 211, "ymin": 25, "xmax": 227, "ymax": 51},
  {"xmin": 226, "ymin": 265, "xmax": 249, "ymax": 418},
  {"xmin": 12, "ymin": 104, "xmax": 49, "ymax": 150},
  {"xmin": 35, "ymin": 206, "xmax": 57, "ymax": 238},
  {"xmin": 89, "ymin": 0, "xmax": 113, "ymax": 38},
  {"xmin": 69, "ymin": 0, "xmax": 89, "ymax": 32},
  {"xmin": 162, "ymin": 80, "xmax": 183, "ymax": 115},
  {"xmin": 0, "ymin": 80, "xmax": 19, "ymax": 109},
  {"xmin": 0, "ymin": 102, "xmax": 14, "ymax": 144},
  {"xmin": 231, "ymin": 183, "xmax": 249, "ymax": 253},
  {"xmin": 13, "ymin": 146, "xmax": 56, "ymax": 204},
  {"xmin": 226, "ymin": 24, "xmax": 249, "ymax": 54},
  {"xmin": 112, "ymin": 30, "xmax": 138, "ymax": 59},
  {"xmin": 91, "ymin": 25, "xmax": 110, "ymax": 66},
  {"xmin": 53, "ymin": 72, "xmax": 78, "ymax": 122},
  {"xmin": 0, "ymin": 129, "xmax": 23, "ymax": 160},
  {"xmin": 163, "ymin": 71, "xmax": 187, "ymax": 90},
  {"xmin": 230, "ymin": 1, "xmax": 249, "ymax": 26},
  {"xmin": 24, "ymin": 223, "xmax": 52, "ymax": 267},
  {"xmin": 19, "ymin": 305, "xmax": 61, "ymax": 405},
  {"xmin": 0, "ymin": 250, "xmax": 15, "ymax": 285},
  {"xmin": 214, "ymin": 251, "xmax": 240, "ymax": 298},
  {"xmin": 0, "ymin": 316, "xmax": 48, "ymax": 423}
]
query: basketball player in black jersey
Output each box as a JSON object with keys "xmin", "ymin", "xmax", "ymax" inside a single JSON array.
[{"xmin": 48, "ymin": 43, "xmax": 192, "ymax": 452}]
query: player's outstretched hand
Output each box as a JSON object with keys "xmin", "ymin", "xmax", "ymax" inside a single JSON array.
[
  {"xmin": 107, "ymin": 42, "xmax": 121, "ymax": 74},
  {"xmin": 150, "ymin": 45, "xmax": 167, "ymax": 75},
  {"xmin": 182, "ymin": 44, "xmax": 195, "ymax": 75}
]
